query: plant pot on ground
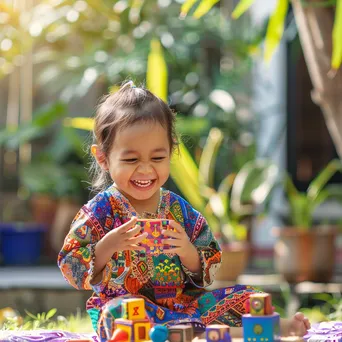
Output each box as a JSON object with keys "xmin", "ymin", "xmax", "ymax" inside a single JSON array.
[
  {"xmin": 0, "ymin": 222, "xmax": 46, "ymax": 265},
  {"xmin": 274, "ymin": 226, "xmax": 337, "ymax": 283},
  {"xmin": 274, "ymin": 159, "xmax": 342, "ymax": 283}
]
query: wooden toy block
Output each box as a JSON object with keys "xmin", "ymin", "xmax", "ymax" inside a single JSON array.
[
  {"xmin": 115, "ymin": 317, "xmax": 151, "ymax": 342},
  {"xmin": 242, "ymin": 313, "xmax": 280, "ymax": 342},
  {"xmin": 249, "ymin": 293, "xmax": 273, "ymax": 316},
  {"xmin": 121, "ymin": 298, "xmax": 145, "ymax": 320},
  {"xmin": 206, "ymin": 324, "xmax": 231, "ymax": 342},
  {"xmin": 168, "ymin": 324, "xmax": 194, "ymax": 342},
  {"xmin": 137, "ymin": 219, "xmax": 171, "ymax": 256}
]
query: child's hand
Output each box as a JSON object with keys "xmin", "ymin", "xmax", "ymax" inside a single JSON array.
[
  {"xmin": 109, "ymin": 217, "xmax": 148, "ymax": 253},
  {"xmin": 162, "ymin": 220, "xmax": 193, "ymax": 258},
  {"xmin": 288, "ymin": 312, "xmax": 311, "ymax": 336}
]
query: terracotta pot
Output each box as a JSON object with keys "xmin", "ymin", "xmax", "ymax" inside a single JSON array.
[
  {"xmin": 30, "ymin": 194, "xmax": 58, "ymax": 227},
  {"xmin": 214, "ymin": 242, "xmax": 249, "ymax": 282},
  {"xmin": 274, "ymin": 227, "xmax": 337, "ymax": 283},
  {"xmin": 50, "ymin": 198, "xmax": 81, "ymax": 253}
]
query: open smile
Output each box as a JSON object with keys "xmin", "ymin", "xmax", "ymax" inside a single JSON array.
[{"xmin": 130, "ymin": 179, "xmax": 156, "ymax": 190}]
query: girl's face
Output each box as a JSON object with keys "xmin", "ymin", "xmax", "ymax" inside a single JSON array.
[{"xmin": 105, "ymin": 121, "xmax": 171, "ymax": 204}]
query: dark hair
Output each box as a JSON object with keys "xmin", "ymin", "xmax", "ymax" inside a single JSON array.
[{"xmin": 90, "ymin": 81, "xmax": 178, "ymax": 192}]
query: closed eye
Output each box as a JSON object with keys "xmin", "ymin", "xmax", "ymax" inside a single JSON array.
[
  {"xmin": 121, "ymin": 158, "xmax": 138, "ymax": 163},
  {"xmin": 152, "ymin": 157, "xmax": 166, "ymax": 161}
]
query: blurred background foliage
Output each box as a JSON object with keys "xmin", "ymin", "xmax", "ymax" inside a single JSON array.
[{"xmin": 0, "ymin": 0, "xmax": 267, "ymax": 198}]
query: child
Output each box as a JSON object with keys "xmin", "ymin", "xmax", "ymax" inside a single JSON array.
[{"xmin": 58, "ymin": 81, "xmax": 310, "ymax": 342}]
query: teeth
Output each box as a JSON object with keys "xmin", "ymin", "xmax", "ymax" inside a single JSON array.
[{"xmin": 132, "ymin": 180, "xmax": 153, "ymax": 187}]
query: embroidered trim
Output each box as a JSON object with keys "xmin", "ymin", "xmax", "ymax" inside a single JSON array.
[{"xmin": 89, "ymin": 243, "xmax": 97, "ymax": 282}]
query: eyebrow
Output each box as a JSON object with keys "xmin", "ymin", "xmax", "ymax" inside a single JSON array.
[{"xmin": 121, "ymin": 148, "xmax": 168, "ymax": 156}]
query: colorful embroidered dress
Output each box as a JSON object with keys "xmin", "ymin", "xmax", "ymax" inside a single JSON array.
[{"xmin": 58, "ymin": 185, "xmax": 258, "ymax": 341}]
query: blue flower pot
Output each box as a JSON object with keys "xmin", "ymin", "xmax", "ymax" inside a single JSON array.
[{"xmin": 0, "ymin": 222, "xmax": 46, "ymax": 265}]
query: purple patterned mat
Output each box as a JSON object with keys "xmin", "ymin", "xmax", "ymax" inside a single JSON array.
[
  {"xmin": 304, "ymin": 322, "xmax": 342, "ymax": 342},
  {"xmin": 0, "ymin": 330, "xmax": 98, "ymax": 342},
  {"xmin": 0, "ymin": 322, "xmax": 341, "ymax": 342}
]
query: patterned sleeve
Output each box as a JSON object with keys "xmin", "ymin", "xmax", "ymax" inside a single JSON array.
[
  {"xmin": 57, "ymin": 192, "xmax": 116, "ymax": 295},
  {"xmin": 180, "ymin": 199, "xmax": 222, "ymax": 288}
]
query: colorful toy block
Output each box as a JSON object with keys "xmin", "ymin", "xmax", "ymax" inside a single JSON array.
[
  {"xmin": 121, "ymin": 298, "xmax": 145, "ymax": 320},
  {"xmin": 137, "ymin": 219, "xmax": 171, "ymax": 256},
  {"xmin": 206, "ymin": 324, "xmax": 231, "ymax": 342},
  {"xmin": 168, "ymin": 324, "xmax": 194, "ymax": 342},
  {"xmin": 242, "ymin": 312, "xmax": 281, "ymax": 342},
  {"xmin": 114, "ymin": 317, "xmax": 151, "ymax": 342},
  {"xmin": 249, "ymin": 294, "xmax": 273, "ymax": 316}
]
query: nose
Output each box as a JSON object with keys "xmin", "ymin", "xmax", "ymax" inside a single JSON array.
[{"xmin": 137, "ymin": 162, "xmax": 153, "ymax": 174}]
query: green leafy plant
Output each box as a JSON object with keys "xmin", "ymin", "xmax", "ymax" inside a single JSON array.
[
  {"xmin": 171, "ymin": 127, "xmax": 279, "ymax": 243},
  {"xmin": 285, "ymin": 159, "xmax": 342, "ymax": 229},
  {"xmin": 0, "ymin": 102, "xmax": 89, "ymax": 202},
  {"xmin": 301, "ymin": 293, "xmax": 342, "ymax": 322}
]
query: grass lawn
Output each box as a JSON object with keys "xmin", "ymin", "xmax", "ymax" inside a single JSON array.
[{"xmin": 0, "ymin": 308, "xmax": 93, "ymax": 333}]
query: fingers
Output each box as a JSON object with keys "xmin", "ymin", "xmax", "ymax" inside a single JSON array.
[
  {"xmin": 125, "ymin": 225, "xmax": 143, "ymax": 239},
  {"xmin": 164, "ymin": 247, "xmax": 181, "ymax": 254},
  {"xmin": 162, "ymin": 238, "xmax": 181, "ymax": 247},
  {"xmin": 117, "ymin": 217, "xmax": 137, "ymax": 233},
  {"xmin": 162, "ymin": 229, "xmax": 179, "ymax": 238},
  {"xmin": 294, "ymin": 312, "xmax": 304, "ymax": 321},
  {"xmin": 168, "ymin": 220, "xmax": 183, "ymax": 233},
  {"xmin": 127, "ymin": 232, "xmax": 148, "ymax": 245},
  {"xmin": 303, "ymin": 318, "xmax": 311, "ymax": 329},
  {"xmin": 127, "ymin": 245, "xmax": 146, "ymax": 251}
]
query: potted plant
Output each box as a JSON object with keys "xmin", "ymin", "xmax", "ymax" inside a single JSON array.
[
  {"xmin": 274, "ymin": 159, "xmax": 342, "ymax": 283},
  {"xmin": 0, "ymin": 102, "xmax": 89, "ymax": 263},
  {"xmin": 170, "ymin": 127, "xmax": 279, "ymax": 281}
]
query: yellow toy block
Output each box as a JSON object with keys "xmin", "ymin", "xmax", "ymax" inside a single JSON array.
[
  {"xmin": 250, "ymin": 293, "xmax": 273, "ymax": 316},
  {"xmin": 121, "ymin": 298, "xmax": 145, "ymax": 320},
  {"xmin": 115, "ymin": 318, "xmax": 151, "ymax": 342}
]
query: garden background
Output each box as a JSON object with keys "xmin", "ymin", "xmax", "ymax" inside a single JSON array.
[{"xmin": 0, "ymin": 0, "xmax": 341, "ymax": 334}]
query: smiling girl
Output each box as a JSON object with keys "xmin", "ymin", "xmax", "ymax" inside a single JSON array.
[{"xmin": 58, "ymin": 81, "xmax": 310, "ymax": 342}]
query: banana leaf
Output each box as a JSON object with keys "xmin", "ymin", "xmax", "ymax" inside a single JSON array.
[
  {"xmin": 231, "ymin": 0, "xmax": 256, "ymax": 19},
  {"xmin": 199, "ymin": 127, "xmax": 224, "ymax": 191},
  {"xmin": 180, "ymin": 0, "xmax": 199, "ymax": 17},
  {"xmin": 193, "ymin": 0, "xmax": 220, "ymax": 19},
  {"xmin": 264, "ymin": 0, "xmax": 289, "ymax": 63},
  {"xmin": 332, "ymin": 0, "xmax": 342, "ymax": 69},
  {"xmin": 146, "ymin": 39, "xmax": 168, "ymax": 102}
]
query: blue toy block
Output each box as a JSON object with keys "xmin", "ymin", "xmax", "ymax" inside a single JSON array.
[
  {"xmin": 206, "ymin": 324, "xmax": 231, "ymax": 342},
  {"xmin": 242, "ymin": 313, "xmax": 280, "ymax": 342}
]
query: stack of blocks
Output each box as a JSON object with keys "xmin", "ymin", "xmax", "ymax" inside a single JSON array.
[
  {"xmin": 111, "ymin": 298, "xmax": 151, "ymax": 342},
  {"xmin": 108, "ymin": 297, "xmax": 234, "ymax": 342},
  {"xmin": 242, "ymin": 294, "xmax": 281, "ymax": 342}
]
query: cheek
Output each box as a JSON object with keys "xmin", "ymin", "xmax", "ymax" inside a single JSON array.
[{"xmin": 158, "ymin": 162, "xmax": 170, "ymax": 178}]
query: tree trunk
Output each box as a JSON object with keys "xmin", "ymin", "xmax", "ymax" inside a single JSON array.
[{"xmin": 291, "ymin": 0, "xmax": 342, "ymax": 158}]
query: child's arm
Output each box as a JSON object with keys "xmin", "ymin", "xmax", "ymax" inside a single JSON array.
[
  {"xmin": 179, "ymin": 243, "xmax": 202, "ymax": 275},
  {"xmin": 163, "ymin": 200, "xmax": 222, "ymax": 288}
]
